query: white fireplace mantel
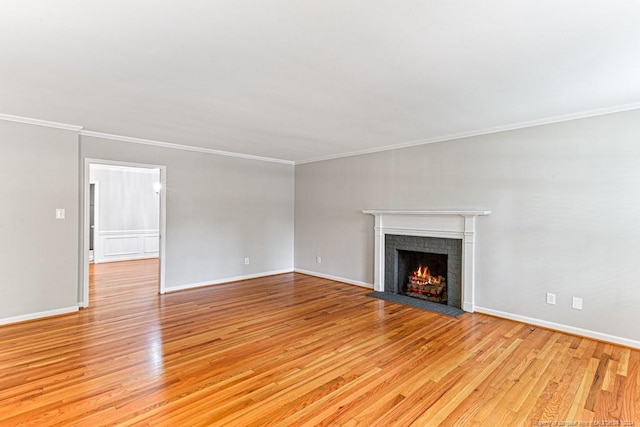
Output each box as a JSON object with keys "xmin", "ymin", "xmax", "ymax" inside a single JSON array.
[{"xmin": 363, "ymin": 209, "xmax": 491, "ymax": 312}]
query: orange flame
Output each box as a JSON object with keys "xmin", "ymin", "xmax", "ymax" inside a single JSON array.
[{"xmin": 410, "ymin": 264, "xmax": 443, "ymax": 285}]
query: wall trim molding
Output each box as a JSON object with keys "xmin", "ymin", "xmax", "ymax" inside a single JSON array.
[
  {"xmin": 0, "ymin": 113, "xmax": 83, "ymax": 132},
  {"xmin": 6, "ymin": 102, "xmax": 640, "ymax": 166},
  {"xmin": 91, "ymin": 163, "xmax": 162, "ymax": 174},
  {"xmin": 295, "ymin": 102, "xmax": 640, "ymax": 164},
  {"xmin": 0, "ymin": 306, "xmax": 79, "ymax": 326},
  {"xmin": 475, "ymin": 306, "xmax": 640, "ymax": 350},
  {"xmin": 99, "ymin": 229, "xmax": 159, "ymax": 236},
  {"xmin": 93, "ymin": 254, "xmax": 159, "ymax": 264},
  {"xmin": 81, "ymin": 130, "xmax": 294, "ymax": 165},
  {"xmin": 165, "ymin": 269, "xmax": 295, "ymax": 292},
  {"xmin": 294, "ymin": 269, "xmax": 374, "ymax": 289}
]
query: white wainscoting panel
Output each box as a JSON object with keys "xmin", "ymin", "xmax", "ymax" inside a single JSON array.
[
  {"xmin": 143, "ymin": 235, "xmax": 160, "ymax": 254},
  {"xmin": 95, "ymin": 230, "xmax": 159, "ymax": 263}
]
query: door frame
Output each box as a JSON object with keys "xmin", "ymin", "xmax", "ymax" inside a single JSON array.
[
  {"xmin": 80, "ymin": 158, "xmax": 167, "ymax": 307},
  {"xmin": 89, "ymin": 181, "xmax": 99, "ymax": 262}
]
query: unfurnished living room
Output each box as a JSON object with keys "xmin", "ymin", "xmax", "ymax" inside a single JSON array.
[{"xmin": 1, "ymin": 1, "xmax": 639, "ymax": 426}]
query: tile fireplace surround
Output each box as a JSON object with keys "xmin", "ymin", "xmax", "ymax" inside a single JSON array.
[{"xmin": 363, "ymin": 210, "xmax": 491, "ymax": 312}]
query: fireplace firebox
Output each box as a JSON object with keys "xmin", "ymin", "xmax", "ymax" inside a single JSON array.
[
  {"xmin": 385, "ymin": 234, "xmax": 462, "ymax": 309},
  {"xmin": 397, "ymin": 250, "xmax": 448, "ymax": 304}
]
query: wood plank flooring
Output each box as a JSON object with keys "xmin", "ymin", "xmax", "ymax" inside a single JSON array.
[{"xmin": 0, "ymin": 259, "xmax": 638, "ymax": 426}]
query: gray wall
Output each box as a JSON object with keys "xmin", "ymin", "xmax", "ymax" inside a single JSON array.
[
  {"xmin": 90, "ymin": 165, "xmax": 160, "ymax": 232},
  {"xmin": 294, "ymin": 109, "xmax": 640, "ymax": 342},
  {"xmin": 81, "ymin": 137, "xmax": 295, "ymax": 290},
  {"xmin": 0, "ymin": 121, "xmax": 79, "ymax": 320}
]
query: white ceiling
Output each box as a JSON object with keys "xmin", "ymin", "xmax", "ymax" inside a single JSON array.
[{"xmin": 2, "ymin": 1, "xmax": 639, "ymax": 163}]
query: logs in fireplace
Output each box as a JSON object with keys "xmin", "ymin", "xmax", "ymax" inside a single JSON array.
[{"xmin": 405, "ymin": 264, "xmax": 447, "ymax": 304}]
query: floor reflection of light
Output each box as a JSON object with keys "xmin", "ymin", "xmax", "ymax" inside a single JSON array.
[{"xmin": 147, "ymin": 329, "xmax": 164, "ymax": 377}]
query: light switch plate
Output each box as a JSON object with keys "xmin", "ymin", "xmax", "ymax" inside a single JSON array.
[
  {"xmin": 55, "ymin": 209, "xmax": 65, "ymax": 220},
  {"xmin": 546, "ymin": 292, "xmax": 556, "ymax": 305}
]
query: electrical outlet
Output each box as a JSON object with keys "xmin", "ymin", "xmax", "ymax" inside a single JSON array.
[
  {"xmin": 572, "ymin": 296, "xmax": 583, "ymax": 310},
  {"xmin": 244, "ymin": 258, "xmax": 250, "ymax": 265},
  {"xmin": 546, "ymin": 292, "xmax": 556, "ymax": 305},
  {"xmin": 316, "ymin": 256, "xmax": 322, "ymax": 264}
]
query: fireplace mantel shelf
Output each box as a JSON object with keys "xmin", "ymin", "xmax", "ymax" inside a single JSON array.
[{"xmin": 362, "ymin": 209, "xmax": 491, "ymax": 217}]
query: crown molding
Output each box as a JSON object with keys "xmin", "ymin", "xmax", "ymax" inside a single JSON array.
[
  {"xmin": 90, "ymin": 163, "xmax": 161, "ymax": 174},
  {"xmin": 5, "ymin": 101, "xmax": 640, "ymax": 166},
  {"xmin": 80, "ymin": 130, "xmax": 294, "ymax": 165},
  {"xmin": 362, "ymin": 209, "xmax": 491, "ymax": 217},
  {"xmin": 0, "ymin": 113, "xmax": 83, "ymax": 132},
  {"xmin": 295, "ymin": 102, "xmax": 640, "ymax": 165},
  {"xmin": 0, "ymin": 112, "xmax": 293, "ymax": 165}
]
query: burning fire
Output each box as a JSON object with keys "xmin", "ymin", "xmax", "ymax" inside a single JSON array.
[
  {"xmin": 410, "ymin": 264, "xmax": 443, "ymax": 285},
  {"xmin": 406, "ymin": 264, "xmax": 447, "ymax": 303}
]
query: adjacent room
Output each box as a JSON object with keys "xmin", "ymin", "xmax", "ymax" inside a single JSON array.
[{"xmin": 0, "ymin": 1, "xmax": 639, "ymax": 425}]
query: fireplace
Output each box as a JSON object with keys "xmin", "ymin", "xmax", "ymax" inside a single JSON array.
[
  {"xmin": 385, "ymin": 234, "xmax": 462, "ymax": 309},
  {"xmin": 363, "ymin": 210, "xmax": 491, "ymax": 313}
]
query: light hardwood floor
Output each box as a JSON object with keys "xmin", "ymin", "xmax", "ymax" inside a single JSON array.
[{"xmin": 0, "ymin": 259, "xmax": 638, "ymax": 426}]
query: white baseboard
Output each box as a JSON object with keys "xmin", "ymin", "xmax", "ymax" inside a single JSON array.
[
  {"xmin": 94, "ymin": 254, "xmax": 159, "ymax": 264},
  {"xmin": 474, "ymin": 306, "xmax": 640, "ymax": 350},
  {"xmin": 0, "ymin": 306, "xmax": 79, "ymax": 326},
  {"xmin": 165, "ymin": 268, "xmax": 294, "ymax": 293},
  {"xmin": 294, "ymin": 269, "xmax": 374, "ymax": 289}
]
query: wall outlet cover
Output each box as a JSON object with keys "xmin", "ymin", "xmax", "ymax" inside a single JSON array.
[{"xmin": 572, "ymin": 296, "xmax": 583, "ymax": 310}]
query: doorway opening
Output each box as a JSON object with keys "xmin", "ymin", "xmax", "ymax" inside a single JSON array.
[
  {"xmin": 81, "ymin": 159, "xmax": 166, "ymax": 308},
  {"xmin": 89, "ymin": 182, "xmax": 97, "ymax": 262}
]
